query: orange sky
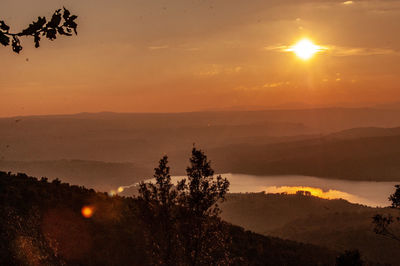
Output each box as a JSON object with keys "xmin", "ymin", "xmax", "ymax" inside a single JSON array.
[{"xmin": 1, "ymin": 0, "xmax": 400, "ymax": 116}]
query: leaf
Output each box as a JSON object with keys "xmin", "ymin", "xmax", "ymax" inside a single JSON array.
[
  {"xmin": 63, "ymin": 7, "xmax": 71, "ymax": 21},
  {"xmin": 0, "ymin": 31, "xmax": 10, "ymax": 46},
  {"xmin": 57, "ymin": 27, "xmax": 72, "ymax": 36},
  {"xmin": 63, "ymin": 19, "xmax": 78, "ymax": 35},
  {"xmin": 20, "ymin": 17, "xmax": 46, "ymax": 36},
  {"xmin": 63, "ymin": 14, "xmax": 78, "ymax": 35},
  {"xmin": 34, "ymin": 33, "xmax": 40, "ymax": 48},
  {"xmin": 45, "ymin": 28, "xmax": 57, "ymax": 40},
  {"xmin": 12, "ymin": 36, "xmax": 22, "ymax": 53},
  {"xmin": 47, "ymin": 11, "xmax": 62, "ymax": 28},
  {"xmin": 0, "ymin": 21, "xmax": 10, "ymax": 32}
]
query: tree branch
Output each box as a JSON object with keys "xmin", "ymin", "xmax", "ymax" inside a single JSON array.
[{"xmin": 0, "ymin": 7, "xmax": 78, "ymax": 53}]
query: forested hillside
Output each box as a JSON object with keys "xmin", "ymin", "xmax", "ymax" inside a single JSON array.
[
  {"xmin": 221, "ymin": 193, "xmax": 399, "ymax": 265},
  {"xmin": 0, "ymin": 171, "xmax": 339, "ymax": 265}
]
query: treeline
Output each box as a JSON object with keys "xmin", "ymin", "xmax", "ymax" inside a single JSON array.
[{"xmin": 1, "ymin": 148, "xmax": 340, "ymax": 265}]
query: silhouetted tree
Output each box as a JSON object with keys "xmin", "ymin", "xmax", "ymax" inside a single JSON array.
[
  {"xmin": 0, "ymin": 7, "xmax": 77, "ymax": 53},
  {"xmin": 372, "ymin": 185, "xmax": 400, "ymax": 242},
  {"xmin": 138, "ymin": 148, "xmax": 231, "ymax": 265},
  {"xmin": 177, "ymin": 147, "xmax": 231, "ymax": 265},
  {"xmin": 138, "ymin": 156, "xmax": 179, "ymax": 265},
  {"xmin": 335, "ymin": 250, "xmax": 364, "ymax": 266}
]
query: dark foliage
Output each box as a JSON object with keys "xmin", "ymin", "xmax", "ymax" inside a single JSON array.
[
  {"xmin": 138, "ymin": 156, "xmax": 179, "ymax": 265},
  {"xmin": 0, "ymin": 7, "xmax": 77, "ymax": 54},
  {"xmin": 336, "ymin": 250, "xmax": 364, "ymax": 266},
  {"xmin": 176, "ymin": 147, "xmax": 230, "ymax": 265},
  {"xmin": 138, "ymin": 149, "xmax": 231, "ymax": 265}
]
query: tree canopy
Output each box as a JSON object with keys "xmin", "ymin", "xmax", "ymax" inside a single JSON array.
[{"xmin": 138, "ymin": 147, "xmax": 231, "ymax": 265}]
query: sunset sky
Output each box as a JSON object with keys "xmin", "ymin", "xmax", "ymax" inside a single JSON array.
[{"xmin": 1, "ymin": 0, "xmax": 399, "ymax": 116}]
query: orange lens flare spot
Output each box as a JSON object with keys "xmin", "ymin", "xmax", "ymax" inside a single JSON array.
[{"xmin": 81, "ymin": 206, "xmax": 94, "ymax": 218}]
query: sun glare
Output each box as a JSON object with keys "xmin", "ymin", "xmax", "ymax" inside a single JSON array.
[{"xmin": 287, "ymin": 39, "xmax": 325, "ymax": 60}]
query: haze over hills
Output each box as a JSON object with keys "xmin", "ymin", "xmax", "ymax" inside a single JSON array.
[{"xmin": 2, "ymin": 107, "xmax": 400, "ymax": 190}]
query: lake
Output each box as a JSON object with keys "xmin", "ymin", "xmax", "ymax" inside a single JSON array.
[
  {"xmin": 170, "ymin": 174, "xmax": 398, "ymax": 207},
  {"xmin": 118, "ymin": 173, "xmax": 399, "ymax": 207}
]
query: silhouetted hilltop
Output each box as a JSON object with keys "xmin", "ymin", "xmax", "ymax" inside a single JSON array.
[
  {"xmin": 0, "ymin": 160, "xmax": 150, "ymax": 192},
  {"xmin": 0, "ymin": 171, "xmax": 338, "ymax": 265}
]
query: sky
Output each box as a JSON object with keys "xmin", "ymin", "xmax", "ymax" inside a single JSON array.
[{"xmin": 0, "ymin": 0, "xmax": 400, "ymax": 116}]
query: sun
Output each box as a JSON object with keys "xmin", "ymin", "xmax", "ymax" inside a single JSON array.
[{"xmin": 287, "ymin": 38, "xmax": 325, "ymax": 60}]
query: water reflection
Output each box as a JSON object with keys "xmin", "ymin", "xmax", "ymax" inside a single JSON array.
[
  {"xmin": 263, "ymin": 186, "xmax": 363, "ymax": 205},
  {"xmin": 116, "ymin": 174, "xmax": 398, "ymax": 207},
  {"xmin": 217, "ymin": 174, "xmax": 397, "ymax": 207}
]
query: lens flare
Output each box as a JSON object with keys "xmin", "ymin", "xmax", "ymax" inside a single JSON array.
[{"xmin": 81, "ymin": 206, "xmax": 94, "ymax": 218}]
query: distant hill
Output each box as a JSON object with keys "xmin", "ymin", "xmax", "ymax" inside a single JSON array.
[
  {"xmin": 326, "ymin": 126, "xmax": 400, "ymax": 140},
  {"xmin": 374, "ymin": 102, "xmax": 400, "ymax": 110},
  {"xmin": 207, "ymin": 132, "xmax": 400, "ymax": 181},
  {"xmin": 221, "ymin": 193, "xmax": 400, "ymax": 265},
  {"xmin": 3, "ymin": 108, "xmax": 400, "ymax": 162},
  {"xmin": 0, "ymin": 110, "xmax": 314, "ymax": 163},
  {"xmin": 0, "ymin": 171, "xmax": 338, "ymax": 265}
]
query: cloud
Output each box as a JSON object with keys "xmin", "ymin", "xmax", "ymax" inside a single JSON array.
[
  {"xmin": 342, "ymin": 1, "xmax": 354, "ymax": 5},
  {"xmin": 265, "ymin": 43, "xmax": 399, "ymax": 57},
  {"xmin": 264, "ymin": 45, "xmax": 289, "ymax": 51},
  {"xmin": 148, "ymin": 45, "xmax": 169, "ymax": 50},
  {"xmin": 330, "ymin": 46, "xmax": 399, "ymax": 56},
  {"xmin": 263, "ymin": 81, "xmax": 290, "ymax": 88},
  {"xmin": 197, "ymin": 65, "xmax": 242, "ymax": 77}
]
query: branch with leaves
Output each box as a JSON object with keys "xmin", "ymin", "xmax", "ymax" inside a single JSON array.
[{"xmin": 0, "ymin": 7, "xmax": 77, "ymax": 54}]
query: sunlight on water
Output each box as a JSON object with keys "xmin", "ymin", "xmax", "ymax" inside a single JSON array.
[
  {"xmin": 263, "ymin": 186, "xmax": 364, "ymax": 204},
  {"xmin": 222, "ymin": 174, "xmax": 397, "ymax": 207}
]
